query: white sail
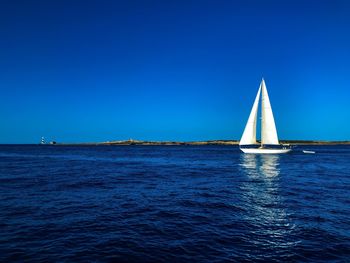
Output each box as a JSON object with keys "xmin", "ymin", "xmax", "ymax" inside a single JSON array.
[
  {"xmin": 261, "ymin": 79, "xmax": 279, "ymax": 145},
  {"xmin": 239, "ymin": 85, "xmax": 261, "ymax": 145}
]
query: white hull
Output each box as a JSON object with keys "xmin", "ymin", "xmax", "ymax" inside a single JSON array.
[{"xmin": 240, "ymin": 147, "xmax": 292, "ymax": 154}]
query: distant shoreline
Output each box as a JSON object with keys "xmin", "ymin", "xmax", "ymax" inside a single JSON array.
[{"xmin": 48, "ymin": 139, "xmax": 350, "ymax": 146}]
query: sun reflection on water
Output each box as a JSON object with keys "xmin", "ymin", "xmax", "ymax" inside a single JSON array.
[
  {"xmin": 239, "ymin": 154, "xmax": 298, "ymax": 251},
  {"xmin": 240, "ymin": 154, "xmax": 280, "ymax": 178}
]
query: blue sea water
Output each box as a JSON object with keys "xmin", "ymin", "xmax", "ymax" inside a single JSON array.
[{"xmin": 0, "ymin": 145, "xmax": 349, "ymax": 262}]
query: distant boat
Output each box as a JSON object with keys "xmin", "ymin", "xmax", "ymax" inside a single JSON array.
[
  {"xmin": 303, "ymin": 150, "xmax": 315, "ymax": 154},
  {"xmin": 40, "ymin": 137, "xmax": 46, "ymax": 145},
  {"xmin": 239, "ymin": 79, "xmax": 292, "ymax": 154}
]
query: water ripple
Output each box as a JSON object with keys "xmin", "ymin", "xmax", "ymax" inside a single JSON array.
[{"xmin": 0, "ymin": 145, "xmax": 349, "ymax": 262}]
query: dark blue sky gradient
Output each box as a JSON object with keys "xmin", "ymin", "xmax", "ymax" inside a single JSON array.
[{"xmin": 1, "ymin": 0, "xmax": 350, "ymax": 143}]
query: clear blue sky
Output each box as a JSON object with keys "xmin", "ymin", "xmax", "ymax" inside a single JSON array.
[{"xmin": 1, "ymin": 0, "xmax": 349, "ymax": 143}]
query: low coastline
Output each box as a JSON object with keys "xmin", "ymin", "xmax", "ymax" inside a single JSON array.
[{"xmin": 51, "ymin": 139, "xmax": 350, "ymax": 146}]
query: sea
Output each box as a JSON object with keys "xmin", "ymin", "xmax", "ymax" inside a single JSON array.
[{"xmin": 0, "ymin": 145, "xmax": 349, "ymax": 262}]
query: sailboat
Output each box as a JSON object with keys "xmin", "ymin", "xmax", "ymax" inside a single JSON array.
[{"xmin": 239, "ymin": 79, "xmax": 291, "ymax": 154}]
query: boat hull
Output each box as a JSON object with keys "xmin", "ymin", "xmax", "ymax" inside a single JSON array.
[{"xmin": 240, "ymin": 148, "xmax": 292, "ymax": 154}]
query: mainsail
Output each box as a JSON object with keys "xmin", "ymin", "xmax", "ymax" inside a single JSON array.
[
  {"xmin": 239, "ymin": 84, "xmax": 261, "ymax": 146},
  {"xmin": 261, "ymin": 79, "xmax": 279, "ymax": 145}
]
